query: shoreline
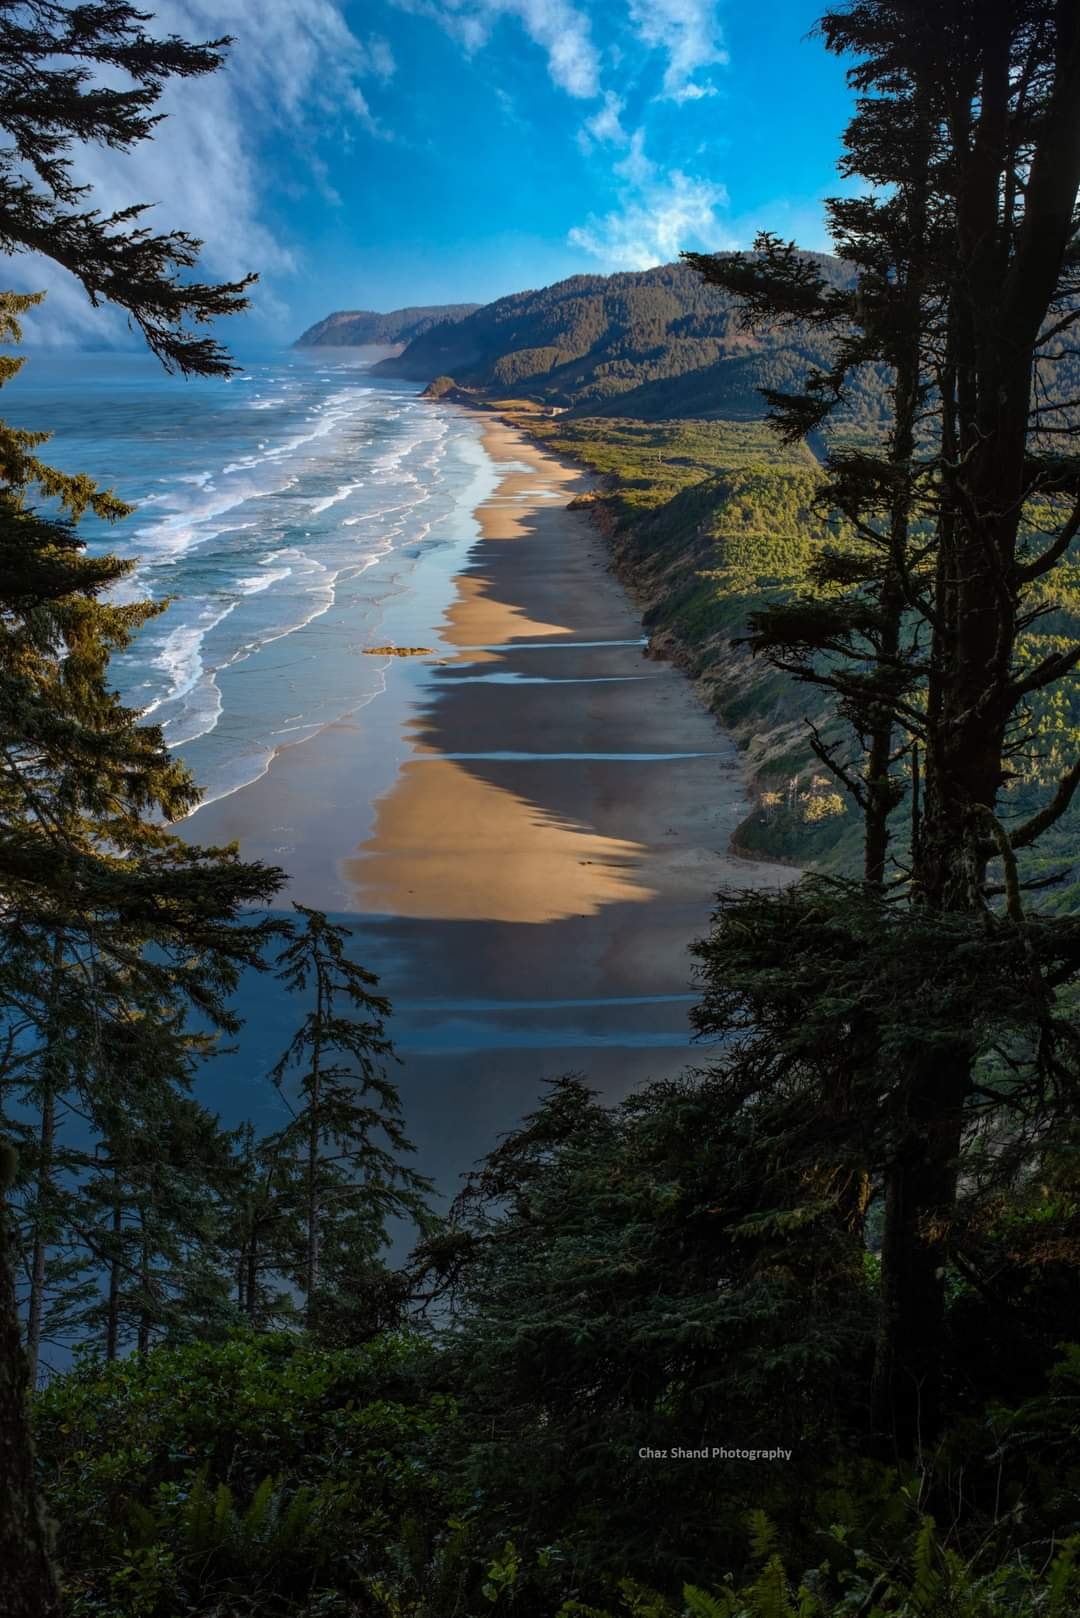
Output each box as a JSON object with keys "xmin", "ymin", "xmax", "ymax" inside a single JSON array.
[
  {"xmin": 183, "ymin": 405, "xmax": 794, "ymax": 1191},
  {"xmin": 455, "ymin": 403, "xmax": 797, "ymax": 880}
]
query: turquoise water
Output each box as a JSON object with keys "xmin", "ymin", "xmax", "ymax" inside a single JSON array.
[{"xmin": 12, "ymin": 345, "xmax": 489, "ymax": 809}]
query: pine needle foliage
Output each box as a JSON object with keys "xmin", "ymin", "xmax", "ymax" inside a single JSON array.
[
  {"xmin": 265, "ymin": 906, "xmax": 433, "ymax": 1329},
  {"xmin": 0, "ymin": 3, "xmax": 257, "ymax": 374}
]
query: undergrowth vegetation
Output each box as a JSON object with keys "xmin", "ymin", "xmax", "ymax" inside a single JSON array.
[
  {"xmin": 518, "ymin": 411, "xmax": 1080, "ymax": 882},
  {"xmin": 30, "ymin": 1073, "xmax": 1080, "ymax": 1615}
]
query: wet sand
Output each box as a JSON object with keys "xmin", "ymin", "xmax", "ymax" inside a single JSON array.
[{"xmin": 184, "ymin": 416, "xmax": 792, "ymax": 1193}]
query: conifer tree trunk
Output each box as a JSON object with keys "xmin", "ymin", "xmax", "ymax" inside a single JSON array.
[
  {"xmin": 137, "ymin": 1206, "xmax": 151, "ymax": 1356},
  {"xmin": 25, "ymin": 1076, "xmax": 55, "ymax": 1387},
  {"xmin": 868, "ymin": 220, "xmax": 953, "ymax": 1450},
  {"xmin": 237, "ymin": 1241, "xmax": 247, "ymax": 1313},
  {"xmin": 864, "ymin": 253, "xmax": 922, "ymax": 889},
  {"xmin": 872, "ymin": 1060, "xmax": 969, "ymax": 1449},
  {"xmin": 27, "ymin": 941, "xmax": 68, "ymax": 1384},
  {"xmin": 0, "ymin": 1140, "xmax": 60, "ymax": 1615},
  {"xmin": 872, "ymin": 0, "xmax": 1080, "ymax": 1451},
  {"xmin": 246, "ymin": 1237, "xmax": 258, "ymax": 1324},
  {"xmin": 306, "ymin": 1033, "xmax": 322, "ymax": 1318},
  {"xmin": 106, "ymin": 1166, "xmax": 121, "ymax": 1361}
]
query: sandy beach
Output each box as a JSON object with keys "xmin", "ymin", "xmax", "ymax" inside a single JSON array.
[{"xmin": 184, "ymin": 413, "xmax": 791, "ymax": 1192}]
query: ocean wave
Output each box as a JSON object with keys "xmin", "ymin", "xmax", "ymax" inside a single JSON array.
[
  {"xmin": 218, "ymin": 386, "xmax": 375, "ymax": 476},
  {"xmin": 231, "ymin": 548, "xmax": 340, "ymax": 658},
  {"xmin": 309, "ymin": 480, "xmax": 363, "ymax": 516},
  {"xmin": 233, "ymin": 566, "xmax": 293, "ymax": 595},
  {"xmin": 140, "ymin": 562, "xmax": 298, "ymax": 744},
  {"xmin": 143, "ymin": 601, "xmax": 240, "ymax": 715},
  {"xmin": 101, "ymin": 374, "xmax": 483, "ymax": 808},
  {"xmin": 187, "ymin": 678, "xmax": 390, "ymax": 818},
  {"xmin": 162, "ymin": 673, "xmax": 224, "ymax": 750}
]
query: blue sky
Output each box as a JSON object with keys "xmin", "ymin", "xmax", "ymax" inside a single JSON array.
[{"xmin": 15, "ymin": 0, "xmax": 855, "ymax": 347}]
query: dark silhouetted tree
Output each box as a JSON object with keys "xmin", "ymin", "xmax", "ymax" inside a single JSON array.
[{"xmin": 265, "ymin": 907, "xmax": 431, "ymax": 1330}]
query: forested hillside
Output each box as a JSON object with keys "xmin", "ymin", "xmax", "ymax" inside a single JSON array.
[
  {"xmin": 369, "ymin": 258, "xmax": 894, "ymax": 427},
  {"xmin": 372, "ymin": 256, "xmax": 1080, "ymax": 438},
  {"xmin": 294, "ymin": 303, "xmax": 479, "ymax": 348},
  {"xmin": 513, "ymin": 408, "xmax": 1080, "ymax": 890}
]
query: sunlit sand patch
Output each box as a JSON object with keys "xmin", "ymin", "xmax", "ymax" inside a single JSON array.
[
  {"xmin": 473, "ymin": 424, "xmax": 586, "ymax": 542},
  {"xmin": 345, "ymin": 756, "xmax": 655, "ymax": 923},
  {"xmin": 442, "ymin": 573, "xmax": 571, "ymax": 663},
  {"xmin": 436, "ymin": 422, "xmax": 591, "ymax": 656}
]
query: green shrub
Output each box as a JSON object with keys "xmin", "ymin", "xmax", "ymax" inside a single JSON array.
[{"xmin": 34, "ymin": 1333, "xmax": 460, "ymax": 1615}]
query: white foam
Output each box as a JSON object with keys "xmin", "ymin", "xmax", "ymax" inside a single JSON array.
[
  {"xmin": 131, "ymin": 475, "xmax": 294, "ymax": 564},
  {"xmin": 186, "ymin": 681, "xmax": 389, "ymax": 817},
  {"xmin": 309, "ymin": 480, "xmax": 362, "ymax": 516},
  {"xmin": 126, "ymin": 388, "xmax": 378, "ymax": 566},
  {"xmin": 221, "ymin": 386, "xmax": 374, "ymax": 475},
  {"xmin": 118, "ymin": 373, "xmax": 482, "ymax": 807},
  {"xmin": 163, "ymin": 673, "xmax": 224, "ymax": 750},
  {"xmin": 143, "ymin": 600, "xmax": 240, "ymax": 713},
  {"xmin": 234, "ymin": 566, "xmax": 292, "ymax": 595}
]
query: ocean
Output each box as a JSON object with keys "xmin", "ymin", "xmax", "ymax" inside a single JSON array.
[
  {"xmin": 12, "ymin": 344, "xmax": 490, "ymax": 812},
  {"xmin": 12, "ymin": 345, "xmax": 749, "ymax": 1215}
]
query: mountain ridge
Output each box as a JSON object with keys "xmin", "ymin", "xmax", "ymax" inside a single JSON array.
[
  {"xmin": 363, "ymin": 257, "xmax": 892, "ymax": 427},
  {"xmin": 294, "ymin": 303, "xmax": 480, "ymax": 348}
]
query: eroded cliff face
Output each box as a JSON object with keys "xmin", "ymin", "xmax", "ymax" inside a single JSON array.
[
  {"xmin": 558, "ymin": 455, "xmax": 855, "ymax": 868},
  {"xmin": 592, "ymin": 499, "xmax": 831, "ymax": 862}
]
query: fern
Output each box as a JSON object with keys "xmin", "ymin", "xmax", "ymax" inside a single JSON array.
[
  {"xmin": 682, "ymin": 1582, "xmax": 736, "ymax": 1617},
  {"xmin": 211, "ymin": 1479, "xmax": 231, "ymax": 1539},
  {"xmin": 276, "ymin": 1485, "xmax": 317, "ymax": 1553},
  {"xmin": 242, "ymin": 1474, "xmax": 275, "ymax": 1540},
  {"xmin": 908, "ymin": 1517, "xmax": 943, "ymax": 1614},
  {"xmin": 745, "ymin": 1510, "xmax": 778, "ymax": 1565},
  {"xmin": 617, "ymin": 1576, "xmax": 674, "ymax": 1616},
  {"xmin": 745, "ymin": 1554, "xmax": 795, "ymax": 1618},
  {"xmin": 181, "ymin": 1467, "xmax": 216, "ymax": 1556},
  {"xmin": 1047, "ymin": 1537, "xmax": 1080, "ymax": 1617}
]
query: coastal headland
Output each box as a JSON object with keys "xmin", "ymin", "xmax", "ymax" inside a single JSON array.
[{"xmin": 183, "ymin": 411, "xmax": 792, "ymax": 1191}]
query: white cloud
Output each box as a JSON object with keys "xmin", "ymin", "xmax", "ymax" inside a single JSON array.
[
  {"xmin": 392, "ymin": 0, "xmax": 600, "ymax": 98},
  {"xmin": 669, "ymin": 81, "xmax": 716, "ymax": 103},
  {"xmin": 613, "ymin": 128, "xmax": 655, "ymax": 186},
  {"xmin": 369, "ymin": 38, "xmax": 397, "ymax": 80},
  {"xmin": 584, "ymin": 90, "xmax": 628, "ymax": 146},
  {"xmin": 9, "ymin": 0, "xmax": 389, "ymax": 344},
  {"xmin": 627, "ymin": 0, "xmax": 728, "ymax": 103},
  {"xmin": 569, "ymin": 130, "xmax": 732, "ymax": 270}
]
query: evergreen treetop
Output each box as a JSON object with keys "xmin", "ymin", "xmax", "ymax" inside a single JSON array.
[{"xmin": 0, "ymin": 2, "xmax": 255, "ymax": 374}]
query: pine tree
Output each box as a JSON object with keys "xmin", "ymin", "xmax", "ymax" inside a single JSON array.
[
  {"xmin": 0, "ymin": 1137, "xmax": 57, "ymax": 1615},
  {"xmin": 0, "ymin": 3, "xmax": 256, "ymax": 374},
  {"xmin": 265, "ymin": 907, "xmax": 431, "ymax": 1332},
  {"xmin": 0, "ymin": 6, "xmax": 284, "ymax": 1597},
  {"xmin": 222, "ymin": 1124, "xmax": 304, "ymax": 1332},
  {"xmin": 75, "ymin": 1089, "xmax": 239, "ymax": 1358},
  {"xmin": 0, "ymin": 288, "xmax": 285, "ymax": 1602},
  {"xmin": 684, "ymin": 9, "xmax": 946, "ymax": 1331},
  {"xmin": 684, "ymin": 72, "xmax": 942, "ymax": 889},
  {"xmin": 817, "ymin": 0, "xmax": 1080, "ymax": 1454},
  {"xmin": 688, "ymin": 0, "xmax": 1080, "ymax": 1455}
]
